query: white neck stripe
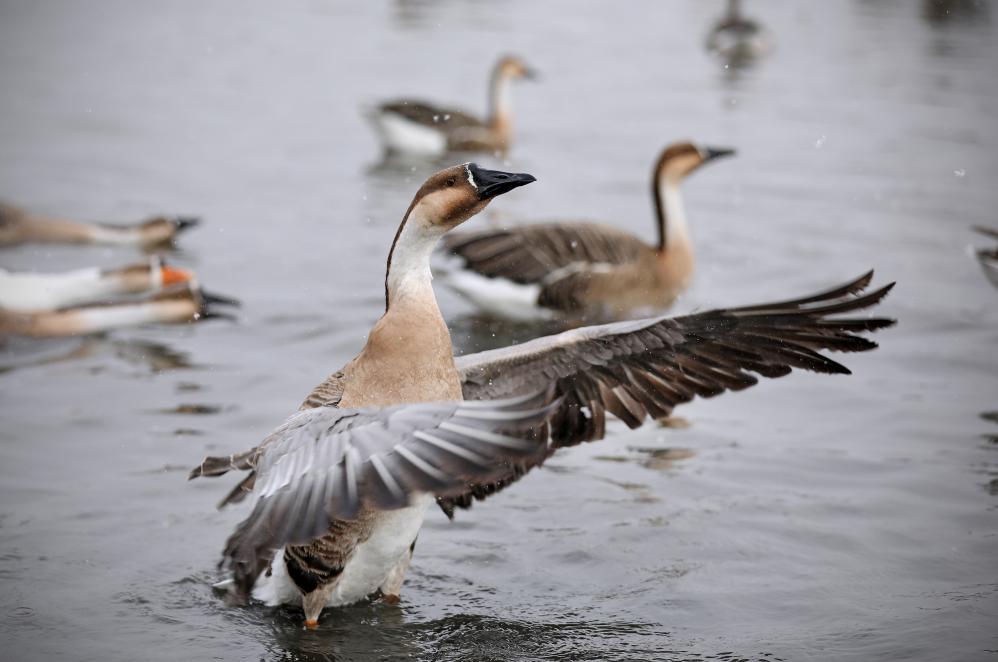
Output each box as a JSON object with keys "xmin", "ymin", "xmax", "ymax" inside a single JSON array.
[{"xmin": 464, "ymin": 164, "xmax": 478, "ymax": 190}]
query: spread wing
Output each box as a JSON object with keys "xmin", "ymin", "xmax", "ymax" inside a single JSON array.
[
  {"xmin": 458, "ymin": 271, "xmax": 893, "ymax": 440},
  {"xmin": 379, "ymin": 100, "xmax": 484, "ymax": 130},
  {"xmin": 443, "ymin": 222, "xmax": 649, "ymax": 287},
  {"xmin": 195, "ymin": 369, "xmax": 348, "ymax": 509},
  {"xmin": 189, "ymin": 390, "xmax": 557, "ymax": 596},
  {"xmin": 442, "ymin": 273, "xmax": 895, "ymax": 513}
]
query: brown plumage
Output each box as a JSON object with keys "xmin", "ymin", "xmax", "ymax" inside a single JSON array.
[
  {"xmin": 0, "ymin": 282, "xmax": 238, "ymax": 337},
  {"xmin": 190, "ymin": 163, "xmax": 539, "ymax": 625},
  {"xmin": 440, "ymin": 142, "xmax": 734, "ymax": 320},
  {"xmin": 434, "ymin": 271, "xmax": 894, "ymax": 514},
  {"xmin": 0, "ymin": 200, "xmax": 198, "ymax": 247},
  {"xmin": 369, "ymin": 55, "xmax": 536, "ymax": 155},
  {"xmin": 190, "ymin": 163, "xmax": 895, "ymax": 625}
]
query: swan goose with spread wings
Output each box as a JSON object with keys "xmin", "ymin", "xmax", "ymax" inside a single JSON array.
[{"xmin": 190, "ymin": 163, "xmax": 894, "ymax": 628}]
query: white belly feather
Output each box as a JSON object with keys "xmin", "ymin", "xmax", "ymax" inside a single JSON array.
[
  {"xmin": 436, "ymin": 259, "xmax": 553, "ymax": 322},
  {"xmin": 249, "ymin": 494, "xmax": 434, "ymax": 608},
  {"xmin": 369, "ymin": 112, "xmax": 448, "ymax": 155}
]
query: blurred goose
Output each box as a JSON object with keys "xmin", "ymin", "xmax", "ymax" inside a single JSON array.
[
  {"xmin": 0, "ymin": 201, "xmax": 198, "ymax": 247},
  {"xmin": 367, "ymin": 55, "xmax": 536, "ymax": 155},
  {"xmin": 439, "ymin": 141, "xmax": 734, "ymax": 321},
  {"xmin": 0, "ymin": 282, "xmax": 238, "ymax": 337},
  {"xmin": 190, "ymin": 163, "xmax": 894, "ymax": 627},
  {"xmin": 974, "ymin": 226, "xmax": 998, "ymax": 289},
  {"xmin": 706, "ymin": 0, "xmax": 773, "ymax": 65},
  {"xmin": 0, "ymin": 256, "xmax": 193, "ymax": 312}
]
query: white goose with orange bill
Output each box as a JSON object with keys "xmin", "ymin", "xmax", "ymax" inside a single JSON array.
[
  {"xmin": 438, "ymin": 141, "xmax": 734, "ymax": 321},
  {"xmin": 0, "ymin": 282, "xmax": 238, "ymax": 337},
  {"xmin": 190, "ymin": 163, "xmax": 895, "ymax": 628},
  {"xmin": 0, "ymin": 200, "xmax": 198, "ymax": 247},
  {"xmin": 0, "ymin": 256, "xmax": 194, "ymax": 312},
  {"xmin": 367, "ymin": 55, "xmax": 536, "ymax": 156}
]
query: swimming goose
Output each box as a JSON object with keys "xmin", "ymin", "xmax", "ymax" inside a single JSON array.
[
  {"xmin": 439, "ymin": 141, "xmax": 734, "ymax": 321},
  {"xmin": 973, "ymin": 226, "xmax": 998, "ymax": 289},
  {"xmin": 0, "ymin": 282, "xmax": 238, "ymax": 337},
  {"xmin": 0, "ymin": 256, "xmax": 193, "ymax": 312},
  {"xmin": 0, "ymin": 201, "xmax": 198, "ymax": 247},
  {"xmin": 189, "ymin": 163, "xmax": 894, "ymax": 627},
  {"xmin": 367, "ymin": 55, "xmax": 536, "ymax": 156},
  {"xmin": 706, "ymin": 0, "xmax": 773, "ymax": 66}
]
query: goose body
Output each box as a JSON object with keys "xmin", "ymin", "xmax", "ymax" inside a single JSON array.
[
  {"xmin": 0, "ymin": 282, "xmax": 237, "ymax": 337},
  {"xmin": 439, "ymin": 141, "xmax": 733, "ymax": 321},
  {"xmin": 191, "ymin": 163, "xmax": 895, "ymax": 628},
  {"xmin": 0, "ymin": 257, "xmax": 192, "ymax": 312},
  {"xmin": 0, "ymin": 201, "xmax": 198, "ymax": 247},
  {"xmin": 367, "ymin": 56, "xmax": 535, "ymax": 155}
]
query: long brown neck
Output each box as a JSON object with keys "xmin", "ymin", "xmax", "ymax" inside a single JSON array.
[
  {"xmin": 345, "ymin": 203, "xmax": 460, "ymax": 408},
  {"xmin": 652, "ymin": 172, "xmax": 690, "ymax": 253}
]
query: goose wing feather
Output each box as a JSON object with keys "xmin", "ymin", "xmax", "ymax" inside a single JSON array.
[
  {"xmin": 191, "ymin": 390, "xmax": 558, "ymax": 596},
  {"xmin": 440, "ymin": 273, "xmax": 895, "ymax": 515}
]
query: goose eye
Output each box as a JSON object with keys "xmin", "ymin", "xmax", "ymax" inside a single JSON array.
[{"xmin": 445, "ymin": 177, "xmax": 456, "ymax": 187}]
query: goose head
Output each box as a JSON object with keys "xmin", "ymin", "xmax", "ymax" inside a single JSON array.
[
  {"xmin": 654, "ymin": 141, "xmax": 736, "ymax": 183},
  {"xmin": 133, "ymin": 216, "xmax": 201, "ymax": 246},
  {"xmin": 495, "ymin": 55, "xmax": 538, "ymax": 81},
  {"xmin": 386, "ymin": 163, "xmax": 535, "ymax": 307},
  {"xmin": 403, "ymin": 163, "xmax": 536, "ymax": 235}
]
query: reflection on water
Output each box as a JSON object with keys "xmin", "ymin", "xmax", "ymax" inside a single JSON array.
[
  {"xmin": 981, "ymin": 411, "xmax": 998, "ymax": 497},
  {"xmin": 152, "ymin": 404, "xmax": 227, "ymax": 415},
  {"xmin": 705, "ymin": 0, "xmax": 774, "ymax": 72},
  {"xmin": 448, "ymin": 312, "xmax": 567, "ymax": 355},
  {"xmin": 0, "ymin": 336, "xmax": 197, "ymax": 374},
  {"xmin": 922, "ymin": 0, "xmax": 991, "ymax": 26}
]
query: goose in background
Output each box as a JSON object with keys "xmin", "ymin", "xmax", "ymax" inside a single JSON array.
[
  {"xmin": 0, "ymin": 256, "xmax": 193, "ymax": 312},
  {"xmin": 438, "ymin": 141, "xmax": 734, "ymax": 321},
  {"xmin": 0, "ymin": 201, "xmax": 199, "ymax": 247},
  {"xmin": 190, "ymin": 162, "xmax": 894, "ymax": 628},
  {"xmin": 367, "ymin": 55, "xmax": 536, "ymax": 156},
  {"xmin": 973, "ymin": 226, "xmax": 998, "ymax": 289},
  {"xmin": 0, "ymin": 282, "xmax": 238, "ymax": 337},
  {"xmin": 706, "ymin": 0, "xmax": 773, "ymax": 67}
]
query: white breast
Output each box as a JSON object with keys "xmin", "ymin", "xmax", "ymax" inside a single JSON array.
[
  {"xmin": 251, "ymin": 494, "xmax": 434, "ymax": 608},
  {"xmin": 370, "ymin": 111, "xmax": 448, "ymax": 155}
]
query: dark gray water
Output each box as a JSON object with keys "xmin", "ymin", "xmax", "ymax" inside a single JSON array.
[{"xmin": 2, "ymin": 1, "xmax": 997, "ymax": 660}]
